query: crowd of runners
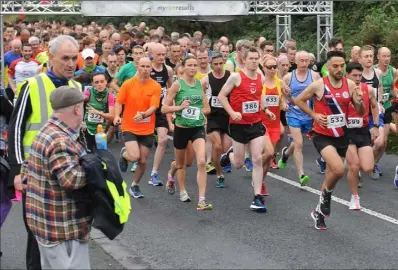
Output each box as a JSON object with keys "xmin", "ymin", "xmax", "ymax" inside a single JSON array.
[{"xmin": 1, "ymin": 18, "xmax": 398, "ymax": 238}]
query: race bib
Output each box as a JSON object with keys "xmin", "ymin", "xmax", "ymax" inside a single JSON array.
[
  {"xmin": 263, "ymin": 95, "xmax": 279, "ymax": 107},
  {"xmin": 327, "ymin": 114, "xmax": 346, "ymax": 128},
  {"xmin": 382, "ymin": 93, "xmax": 390, "ymax": 102},
  {"xmin": 161, "ymin": 87, "xmax": 167, "ymax": 105},
  {"xmin": 347, "ymin": 117, "xmax": 363, "ymax": 129},
  {"xmin": 242, "ymin": 101, "xmax": 259, "ymax": 114},
  {"xmin": 135, "ymin": 112, "xmax": 150, "ymax": 123},
  {"xmin": 182, "ymin": 106, "xmax": 200, "ymax": 120},
  {"xmin": 88, "ymin": 113, "xmax": 104, "ymax": 123},
  {"xmin": 211, "ymin": 96, "xmax": 223, "ymax": 108}
]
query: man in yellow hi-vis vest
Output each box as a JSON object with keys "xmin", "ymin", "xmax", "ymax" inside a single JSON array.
[{"xmin": 7, "ymin": 35, "xmax": 81, "ymax": 270}]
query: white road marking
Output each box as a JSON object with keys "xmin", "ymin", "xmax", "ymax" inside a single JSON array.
[
  {"xmin": 267, "ymin": 172, "xmax": 398, "ymax": 225},
  {"xmin": 166, "ymin": 136, "xmax": 398, "ymax": 225}
]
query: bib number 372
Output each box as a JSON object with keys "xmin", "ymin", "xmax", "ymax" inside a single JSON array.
[
  {"xmin": 182, "ymin": 106, "xmax": 200, "ymax": 120},
  {"xmin": 242, "ymin": 101, "xmax": 259, "ymax": 114},
  {"xmin": 327, "ymin": 114, "xmax": 346, "ymax": 128}
]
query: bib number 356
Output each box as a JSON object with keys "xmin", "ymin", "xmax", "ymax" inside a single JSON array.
[
  {"xmin": 242, "ymin": 101, "xmax": 259, "ymax": 114},
  {"xmin": 327, "ymin": 114, "xmax": 346, "ymax": 128},
  {"xmin": 182, "ymin": 106, "xmax": 200, "ymax": 120}
]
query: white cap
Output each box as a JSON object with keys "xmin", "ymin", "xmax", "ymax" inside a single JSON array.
[{"xmin": 82, "ymin": 48, "xmax": 95, "ymax": 60}]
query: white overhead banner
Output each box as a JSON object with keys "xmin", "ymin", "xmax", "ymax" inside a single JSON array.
[{"xmin": 81, "ymin": 1, "xmax": 249, "ymax": 17}]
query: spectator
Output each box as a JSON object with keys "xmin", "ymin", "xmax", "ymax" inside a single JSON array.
[{"xmin": 23, "ymin": 85, "xmax": 91, "ymax": 269}]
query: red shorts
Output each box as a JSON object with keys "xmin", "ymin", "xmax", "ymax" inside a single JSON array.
[{"xmin": 266, "ymin": 127, "xmax": 281, "ymax": 144}]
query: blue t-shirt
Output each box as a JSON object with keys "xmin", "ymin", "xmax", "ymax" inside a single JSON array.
[
  {"xmin": 4, "ymin": 51, "xmax": 21, "ymax": 67},
  {"xmin": 74, "ymin": 65, "xmax": 106, "ymax": 90}
]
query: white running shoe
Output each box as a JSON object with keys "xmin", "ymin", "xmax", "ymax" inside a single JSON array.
[
  {"xmin": 349, "ymin": 194, "xmax": 361, "ymax": 211},
  {"xmin": 394, "ymin": 165, "xmax": 398, "ymax": 188},
  {"xmin": 180, "ymin": 191, "xmax": 191, "ymax": 202},
  {"xmin": 369, "ymin": 166, "xmax": 380, "ymax": 180}
]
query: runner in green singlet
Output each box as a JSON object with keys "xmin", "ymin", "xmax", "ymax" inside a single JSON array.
[
  {"xmin": 83, "ymin": 72, "xmax": 115, "ymax": 152},
  {"xmin": 375, "ymin": 47, "xmax": 397, "ymax": 126},
  {"xmin": 161, "ymin": 56, "xmax": 213, "ymax": 211}
]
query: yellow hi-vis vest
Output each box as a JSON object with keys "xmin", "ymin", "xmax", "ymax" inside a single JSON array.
[{"xmin": 22, "ymin": 73, "xmax": 81, "ymax": 159}]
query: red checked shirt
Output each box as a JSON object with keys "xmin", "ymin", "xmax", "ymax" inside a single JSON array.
[{"xmin": 22, "ymin": 116, "xmax": 91, "ymax": 246}]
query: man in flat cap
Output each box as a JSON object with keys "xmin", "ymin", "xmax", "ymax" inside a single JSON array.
[
  {"xmin": 7, "ymin": 35, "xmax": 82, "ymax": 270},
  {"xmin": 22, "ymin": 85, "xmax": 92, "ymax": 269}
]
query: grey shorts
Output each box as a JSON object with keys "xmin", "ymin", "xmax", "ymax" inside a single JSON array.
[{"xmin": 123, "ymin": 131, "xmax": 154, "ymax": 149}]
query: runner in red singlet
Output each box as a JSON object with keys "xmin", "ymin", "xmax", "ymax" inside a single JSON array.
[
  {"xmin": 289, "ymin": 51, "xmax": 365, "ymax": 230},
  {"xmin": 218, "ymin": 47, "xmax": 268, "ymax": 212},
  {"xmin": 393, "ymin": 78, "xmax": 398, "ymax": 128},
  {"xmin": 345, "ymin": 62, "xmax": 380, "ymax": 210},
  {"xmin": 258, "ymin": 55, "xmax": 287, "ymax": 195}
]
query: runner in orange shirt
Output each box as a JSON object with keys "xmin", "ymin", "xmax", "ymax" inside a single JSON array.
[{"xmin": 114, "ymin": 57, "xmax": 161, "ymax": 199}]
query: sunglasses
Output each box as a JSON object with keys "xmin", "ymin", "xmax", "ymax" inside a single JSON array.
[{"xmin": 265, "ymin": 65, "xmax": 278, "ymax": 70}]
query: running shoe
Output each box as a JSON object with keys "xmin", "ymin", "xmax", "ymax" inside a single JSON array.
[
  {"xmin": 119, "ymin": 147, "xmax": 128, "ymax": 172},
  {"xmin": 129, "ymin": 185, "xmax": 144, "ymax": 198},
  {"xmin": 299, "ymin": 175, "xmax": 310, "ymax": 186},
  {"xmin": 349, "ymin": 194, "xmax": 361, "ymax": 211},
  {"xmin": 358, "ymin": 171, "xmax": 363, "ymax": 188},
  {"xmin": 316, "ymin": 189, "xmax": 332, "ymax": 217},
  {"xmin": 166, "ymin": 171, "xmax": 176, "ymax": 195},
  {"xmin": 180, "ymin": 191, "xmax": 191, "ymax": 202},
  {"xmin": 197, "ymin": 200, "xmax": 213, "ymax": 211},
  {"xmin": 130, "ymin": 162, "xmax": 138, "ymax": 172},
  {"xmin": 206, "ymin": 162, "xmax": 216, "ymax": 174},
  {"xmin": 278, "ymin": 146, "xmax": 289, "ymax": 169},
  {"xmin": 220, "ymin": 146, "xmax": 233, "ymax": 167},
  {"xmin": 270, "ymin": 156, "xmax": 279, "ymax": 169},
  {"xmin": 311, "ymin": 210, "xmax": 327, "ymax": 230},
  {"xmin": 149, "ymin": 172, "xmax": 163, "ymax": 186},
  {"xmin": 244, "ymin": 157, "xmax": 253, "ymax": 172},
  {"xmin": 375, "ymin": 163, "xmax": 383, "ymax": 176},
  {"xmin": 250, "ymin": 195, "xmax": 267, "ymax": 212},
  {"xmin": 316, "ymin": 156, "xmax": 326, "ymax": 174},
  {"xmin": 261, "ymin": 183, "xmax": 269, "ymax": 196},
  {"xmin": 394, "ymin": 165, "xmax": 398, "ymax": 188},
  {"xmin": 223, "ymin": 164, "xmax": 232, "ymax": 173},
  {"xmin": 216, "ymin": 175, "xmax": 225, "ymax": 188},
  {"xmin": 369, "ymin": 165, "xmax": 380, "ymax": 180}
]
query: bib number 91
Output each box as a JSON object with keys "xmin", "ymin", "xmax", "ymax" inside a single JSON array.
[{"xmin": 182, "ymin": 106, "xmax": 200, "ymax": 120}]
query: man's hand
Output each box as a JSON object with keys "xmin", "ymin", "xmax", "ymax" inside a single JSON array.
[
  {"xmin": 370, "ymin": 127, "xmax": 380, "ymax": 142},
  {"xmin": 113, "ymin": 116, "xmax": 122, "ymax": 126},
  {"xmin": 313, "ymin": 113, "xmax": 328, "ymax": 127},
  {"xmin": 133, "ymin": 112, "xmax": 144, "ymax": 122},
  {"xmin": 353, "ymin": 85, "xmax": 363, "ymax": 103},
  {"xmin": 230, "ymin": 111, "xmax": 242, "ymax": 121},
  {"xmin": 168, "ymin": 122, "xmax": 175, "ymax": 132},
  {"xmin": 14, "ymin": 174, "xmax": 26, "ymax": 192},
  {"xmin": 282, "ymin": 85, "xmax": 291, "ymax": 96}
]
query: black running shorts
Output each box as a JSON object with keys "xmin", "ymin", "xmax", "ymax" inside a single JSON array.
[
  {"xmin": 173, "ymin": 126, "xmax": 206, "ymax": 149},
  {"xmin": 155, "ymin": 112, "xmax": 169, "ymax": 129},
  {"xmin": 347, "ymin": 127, "xmax": 372, "ymax": 148},
  {"xmin": 312, "ymin": 132, "xmax": 349, "ymax": 158},
  {"xmin": 207, "ymin": 113, "xmax": 230, "ymax": 135},
  {"xmin": 228, "ymin": 121, "xmax": 266, "ymax": 145}
]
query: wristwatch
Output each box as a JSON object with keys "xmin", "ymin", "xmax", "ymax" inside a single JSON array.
[{"xmin": 373, "ymin": 124, "xmax": 379, "ymax": 128}]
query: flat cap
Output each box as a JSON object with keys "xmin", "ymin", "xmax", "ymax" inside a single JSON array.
[{"xmin": 50, "ymin": 86, "xmax": 85, "ymax": 110}]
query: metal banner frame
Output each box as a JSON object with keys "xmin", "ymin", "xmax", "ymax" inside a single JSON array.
[{"xmin": 1, "ymin": 1, "xmax": 334, "ymax": 87}]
